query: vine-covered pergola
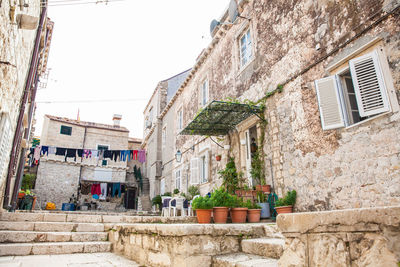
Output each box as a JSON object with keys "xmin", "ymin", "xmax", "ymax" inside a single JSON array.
[{"xmin": 180, "ymin": 100, "xmax": 264, "ymax": 136}]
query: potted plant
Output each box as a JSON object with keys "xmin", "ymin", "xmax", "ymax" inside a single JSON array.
[
  {"xmin": 215, "ymin": 154, "xmax": 222, "ymax": 161},
  {"xmin": 219, "ymin": 157, "xmax": 244, "ymax": 195},
  {"xmin": 230, "ymin": 195, "xmax": 248, "ymax": 223},
  {"xmin": 245, "ymin": 200, "xmax": 262, "ymax": 223},
  {"xmin": 275, "ymin": 190, "xmax": 297, "ymax": 214},
  {"xmin": 151, "ymin": 195, "xmax": 162, "ymax": 211},
  {"xmin": 192, "ymin": 196, "xmax": 214, "ymax": 223},
  {"xmin": 187, "ymin": 185, "xmax": 200, "ymax": 200},
  {"xmin": 210, "ymin": 187, "xmax": 234, "ymax": 224},
  {"xmin": 173, "ymin": 188, "xmax": 180, "ymax": 196},
  {"xmin": 256, "ymin": 191, "xmax": 270, "ymax": 218},
  {"xmin": 250, "ymin": 150, "xmax": 271, "ymax": 193}
]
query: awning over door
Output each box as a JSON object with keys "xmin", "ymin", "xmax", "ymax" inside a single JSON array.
[{"xmin": 180, "ymin": 100, "xmax": 264, "ymax": 136}]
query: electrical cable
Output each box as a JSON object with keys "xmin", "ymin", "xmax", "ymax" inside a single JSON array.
[{"xmin": 36, "ymin": 98, "xmax": 148, "ymax": 104}]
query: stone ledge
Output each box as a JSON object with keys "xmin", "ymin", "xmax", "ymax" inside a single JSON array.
[{"xmin": 277, "ymin": 206, "xmax": 400, "ymax": 234}]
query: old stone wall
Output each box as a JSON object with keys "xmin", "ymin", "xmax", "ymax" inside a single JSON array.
[
  {"xmin": 166, "ymin": 0, "xmax": 400, "ymax": 211},
  {"xmin": 0, "ymin": 0, "xmax": 41, "ymax": 208},
  {"xmin": 277, "ymin": 206, "xmax": 400, "ymax": 266},
  {"xmin": 35, "ymin": 160, "xmax": 80, "ymax": 209}
]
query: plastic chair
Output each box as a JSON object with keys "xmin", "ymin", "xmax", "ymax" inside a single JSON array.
[
  {"xmin": 169, "ymin": 198, "xmax": 177, "ymax": 217},
  {"xmin": 161, "ymin": 197, "xmax": 172, "ymax": 217},
  {"xmin": 188, "ymin": 195, "xmax": 200, "ymax": 216},
  {"xmin": 181, "ymin": 199, "xmax": 189, "ymax": 217}
]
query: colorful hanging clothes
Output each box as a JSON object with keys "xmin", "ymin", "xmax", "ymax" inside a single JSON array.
[
  {"xmin": 41, "ymin": 146, "xmax": 49, "ymax": 156},
  {"xmin": 65, "ymin": 149, "xmax": 77, "ymax": 161},
  {"xmin": 112, "ymin": 150, "xmax": 120, "ymax": 162},
  {"xmin": 100, "ymin": 183, "xmax": 107, "ymax": 200},
  {"xmin": 120, "ymin": 150, "xmax": 130, "ymax": 161},
  {"xmin": 138, "ymin": 150, "xmax": 146, "ymax": 163},
  {"xmin": 33, "ymin": 146, "xmax": 41, "ymax": 161},
  {"xmin": 112, "ymin": 183, "xmax": 121, "ymax": 198},
  {"xmin": 91, "ymin": 183, "xmax": 101, "ymax": 195},
  {"xmin": 77, "ymin": 149, "xmax": 83, "ymax": 158},
  {"xmin": 131, "ymin": 150, "xmax": 138, "ymax": 161},
  {"xmin": 103, "ymin": 150, "xmax": 112, "ymax": 159},
  {"xmin": 83, "ymin": 149, "xmax": 92, "ymax": 158},
  {"xmin": 56, "ymin": 147, "xmax": 67, "ymax": 156},
  {"xmin": 80, "ymin": 183, "xmax": 91, "ymax": 195},
  {"xmin": 91, "ymin": 149, "xmax": 98, "ymax": 158},
  {"xmin": 48, "ymin": 146, "xmax": 56, "ymax": 155}
]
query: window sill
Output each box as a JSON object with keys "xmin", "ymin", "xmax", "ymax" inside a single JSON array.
[
  {"xmin": 237, "ymin": 56, "xmax": 255, "ymax": 77},
  {"xmin": 344, "ymin": 111, "xmax": 391, "ymax": 130}
]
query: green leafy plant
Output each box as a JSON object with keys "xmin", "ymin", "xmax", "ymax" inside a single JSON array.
[
  {"xmin": 230, "ymin": 195, "xmax": 246, "ymax": 208},
  {"xmin": 163, "ymin": 192, "xmax": 172, "ymax": 197},
  {"xmin": 275, "ymin": 190, "xmax": 297, "ymax": 207},
  {"xmin": 256, "ymin": 191, "xmax": 267, "ymax": 203},
  {"xmin": 245, "ymin": 200, "xmax": 261, "ymax": 209},
  {"xmin": 188, "ymin": 185, "xmax": 200, "ymax": 200},
  {"xmin": 192, "ymin": 196, "xmax": 214, "ymax": 210},
  {"xmin": 151, "ymin": 195, "xmax": 162, "ymax": 207},
  {"xmin": 219, "ymin": 157, "xmax": 244, "ymax": 194},
  {"xmin": 250, "ymin": 150, "xmax": 265, "ymax": 185},
  {"xmin": 173, "ymin": 188, "xmax": 180, "ymax": 195},
  {"xmin": 21, "ymin": 174, "xmax": 36, "ymax": 191},
  {"xmin": 210, "ymin": 187, "xmax": 235, "ymax": 207}
]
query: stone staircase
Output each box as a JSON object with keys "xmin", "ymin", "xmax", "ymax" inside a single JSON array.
[
  {"xmin": 212, "ymin": 225, "xmax": 285, "ymax": 267},
  {"xmin": 0, "ymin": 212, "xmax": 111, "ymax": 256}
]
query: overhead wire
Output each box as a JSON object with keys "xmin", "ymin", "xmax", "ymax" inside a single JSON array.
[{"xmin": 36, "ymin": 98, "xmax": 148, "ymax": 104}]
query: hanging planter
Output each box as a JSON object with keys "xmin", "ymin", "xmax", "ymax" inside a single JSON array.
[{"xmin": 215, "ymin": 155, "xmax": 222, "ymax": 161}]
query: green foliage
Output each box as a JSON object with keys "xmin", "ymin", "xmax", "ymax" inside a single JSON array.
[
  {"xmin": 192, "ymin": 196, "xmax": 214, "ymax": 210},
  {"xmin": 180, "ymin": 192, "xmax": 187, "ymax": 199},
  {"xmin": 219, "ymin": 157, "xmax": 243, "ymax": 194},
  {"xmin": 245, "ymin": 200, "xmax": 261, "ymax": 209},
  {"xmin": 230, "ymin": 195, "xmax": 246, "ymax": 208},
  {"xmin": 173, "ymin": 188, "xmax": 180, "ymax": 195},
  {"xmin": 163, "ymin": 192, "xmax": 172, "ymax": 197},
  {"xmin": 256, "ymin": 191, "xmax": 267, "ymax": 203},
  {"xmin": 250, "ymin": 150, "xmax": 265, "ymax": 186},
  {"xmin": 21, "ymin": 174, "xmax": 36, "ymax": 190},
  {"xmin": 210, "ymin": 187, "xmax": 235, "ymax": 208},
  {"xmin": 275, "ymin": 190, "xmax": 297, "ymax": 207},
  {"xmin": 151, "ymin": 195, "xmax": 162, "ymax": 207},
  {"xmin": 187, "ymin": 185, "xmax": 200, "ymax": 200}
]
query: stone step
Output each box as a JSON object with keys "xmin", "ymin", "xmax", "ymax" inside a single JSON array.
[
  {"xmin": 0, "ymin": 231, "xmax": 108, "ymax": 243},
  {"xmin": 0, "ymin": 212, "xmax": 125, "ymax": 223},
  {"xmin": 0, "ymin": 221, "xmax": 104, "ymax": 232},
  {"xmin": 0, "ymin": 241, "xmax": 111, "ymax": 256},
  {"xmin": 241, "ymin": 238, "xmax": 284, "ymax": 259},
  {"xmin": 212, "ymin": 253, "xmax": 278, "ymax": 267}
]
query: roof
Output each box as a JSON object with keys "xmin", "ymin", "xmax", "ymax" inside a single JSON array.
[
  {"xmin": 165, "ymin": 69, "xmax": 191, "ymax": 104},
  {"xmin": 180, "ymin": 101, "xmax": 264, "ymax": 136},
  {"xmin": 45, "ymin": 114, "xmax": 130, "ymax": 132},
  {"xmin": 128, "ymin": 137, "xmax": 142, "ymax": 143}
]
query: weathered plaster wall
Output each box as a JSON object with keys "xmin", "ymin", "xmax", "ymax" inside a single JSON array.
[
  {"xmin": 172, "ymin": 0, "xmax": 400, "ymax": 211},
  {"xmin": 0, "ymin": 1, "xmax": 41, "ymax": 208}
]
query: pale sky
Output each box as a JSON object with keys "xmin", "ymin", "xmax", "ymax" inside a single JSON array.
[{"xmin": 35, "ymin": 0, "xmax": 230, "ymax": 139}]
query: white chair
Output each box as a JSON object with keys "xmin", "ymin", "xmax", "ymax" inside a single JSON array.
[
  {"xmin": 169, "ymin": 197, "xmax": 178, "ymax": 217},
  {"xmin": 188, "ymin": 195, "xmax": 200, "ymax": 216},
  {"xmin": 161, "ymin": 196, "xmax": 172, "ymax": 217}
]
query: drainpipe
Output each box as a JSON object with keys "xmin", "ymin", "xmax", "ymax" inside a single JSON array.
[{"xmin": 3, "ymin": 6, "xmax": 47, "ymax": 210}]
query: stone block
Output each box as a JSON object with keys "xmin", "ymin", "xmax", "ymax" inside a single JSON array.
[
  {"xmin": 213, "ymin": 253, "xmax": 277, "ymax": 267},
  {"xmin": 241, "ymin": 238, "xmax": 284, "ymax": 259},
  {"xmin": 71, "ymin": 232, "xmax": 107, "ymax": 242},
  {"xmin": 147, "ymin": 251, "xmax": 171, "ymax": 267},
  {"xmin": 34, "ymin": 222, "xmax": 74, "ymax": 232},
  {"xmin": 308, "ymin": 233, "xmax": 350, "ymax": 267},
  {"xmin": 102, "ymin": 215, "xmax": 123, "ymax": 223},
  {"xmin": 67, "ymin": 214, "xmax": 102, "ymax": 223},
  {"xmin": 83, "ymin": 241, "xmax": 111, "ymax": 253},
  {"xmin": 43, "ymin": 213, "xmax": 67, "ymax": 222},
  {"xmin": 0, "ymin": 231, "xmax": 46, "ymax": 243},
  {"xmin": 0, "ymin": 212, "xmax": 43, "ymax": 222},
  {"xmin": 45, "ymin": 232, "xmax": 72, "ymax": 242},
  {"xmin": 172, "ymin": 255, "xmax": 212, "ymax": 267},
  {"xmin": 0, "ymin": 222, "xmax": 34, "ymax": 231},
  {"xmin": 31, "ymin": 242, "xmax": 84, "ymax": 255},
  {"xmin": 75, "ymin": 223, "xmax": 104, "ymax": 232},
  {"xmin": 277, "ymin": 237, "xmax": 307, "ymax": 267},
  {"xmin": 0, "ymin": 243, "xmax": 32, "ymax": 256}
]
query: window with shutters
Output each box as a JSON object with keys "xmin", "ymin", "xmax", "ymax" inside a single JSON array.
[
  {"xmin": 200, "ymin": 79, "xmax": 209, "ymax": 107},
  {"xmin": 0, "ymin": 113, "xmax": 12, "ymax": 177},
  {"xmin": 97, "ymin": 144, "xmax": 109, "ymax": 166},
  {"xmin": 175, "ymin": 169, "xmax": 181, "ymax": 190},
  {"xmin": 60, "ymin": 125, "xmax": 72, "ymax": 135},
  {"xmin": 315, "ymin": 50, "xmax": 393, "ymax": 130},
  {"xmin": 160, "ymin": 178, "xmax": 165, "ymax": 195},
  {"xmin": 199, "ymin": 153, "xmax": 209, "ymax": 184},
  {"xmin": 177, "ymin": 108, "xmax": 183, "ymax": 131},
  {"xmin": 190, "ymin": 158, "xmax": 199, "ymax": 185},
  {"xmin": 239, "ymin": 29, "xmax": 253, "ymax": 68}
]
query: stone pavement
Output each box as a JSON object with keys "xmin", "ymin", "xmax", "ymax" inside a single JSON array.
[{"xmin": 0, "ymin": 253, "xmax": 140, "ymax": 267}]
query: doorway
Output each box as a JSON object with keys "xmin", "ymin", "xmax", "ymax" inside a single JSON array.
[
  {"xmin": 245, "ymin": 125, "xmax": 258, "ymax": 187},
  {"xmin": 125, "ymin": 188, "xmax": 137, "ymax": 209}
]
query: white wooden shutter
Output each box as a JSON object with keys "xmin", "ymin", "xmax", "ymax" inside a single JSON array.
[
  {"xmin": 204, "ymin": 152, "xmax": 210, "ymax": 182},
  {"xmin": 190, "ymin": 158, "xmax": 199, "ymax": 185},
  {"xmin": 0, "ymin": 113, "xmax": 12, "ymax": 177},
  {"xmin": 349, "ymin": 51, "xmax": 390, "ymax": 117},
  {"xmin": 315, "ymin": 76, "xmax": 346, "ymax": 130}
]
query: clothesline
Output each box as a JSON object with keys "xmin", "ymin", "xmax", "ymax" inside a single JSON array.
[{"xmin": 29, "ymin": 145, "xmax": 146, "ymax": 164}]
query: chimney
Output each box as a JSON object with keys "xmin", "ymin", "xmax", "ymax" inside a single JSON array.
[{"xmin": 112, "ymin": 114, "xmax": 122, "ymax": 127}]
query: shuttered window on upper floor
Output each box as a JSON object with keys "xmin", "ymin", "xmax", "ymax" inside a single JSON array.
[{"xmin": 60, "ymin": 125, "xmax": 72, "ymax": 135}]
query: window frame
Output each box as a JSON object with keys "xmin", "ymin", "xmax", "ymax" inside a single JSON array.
[
  {"xmin": 160, "ymin": 178, "xmax": 165, "ymax": 195},
  {"xmin": 198, "ymin": 150, "xmax": 210, "ymax": 184},
  {"xmin": 175, "ymin": 168, "xmax": 182, "ymax": 190},
  {"xmin": 60, "ymin": 125, "xmax": 72, "ymax": 135},
  {"xmin": 200, "ymin": 78, "xmax": 209, "ymax": 107},
  {"xmin": 177, "ymin": 107, "xmax": 183, "ymax": 131},
  {"xmin": 97, "ymin": 144, "xmax": 109, "ymax": 166},
  {"xmin": 239, "ymin": 28, "xmax": 253, "ymax": 68}
]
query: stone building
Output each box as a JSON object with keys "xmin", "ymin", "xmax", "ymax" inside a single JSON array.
[
  {"xmin": 0, "ymin": 0, "xmax": 54, "ymax": 210},
  {"xmin": 35, "ymin": 114, "xmax": 142, "ymax": 210},
  {"xmin": 142, "ymin": 69, "xmax": 191, "ymax": 198},
  {"xmin": 145, "ymin": 0, "xmax": 400, "ymax": 211}
]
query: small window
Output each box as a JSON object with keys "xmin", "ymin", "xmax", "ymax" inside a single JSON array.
[
  {"xmin": 162, "ymin": 127, "xmax": 166, "ymax": 148},
  {"xmin": 175, "ymin": 169, "xmax": 181, "ymax": 190},
  {"xmin": 177, "ymin": 108, "xmax": 183, "ymax": 130},
  {"xmin": 315, "ymin": 50, "xmax": 391, "ymax": 130},
  {"xmin": 60, "ymin": 125, "xmax": 72, "ymax": 135},
  {"xmin": 239, "ymin": 29, "xmax": 252, "ymax": 67},
  {"xmin": 190, "ymin": 158, "xmax": 199, "ymax": 185},
  {"xmin": 201, "ymin": 79, "xmax": 209, "ymax": 106},
  {"xmin": 97, "ymin": 145, "xmax": 109, "ymax": 166},
  {"xmin": 199, "ymin": 153, "xmax": 209, "ymax": 184}
]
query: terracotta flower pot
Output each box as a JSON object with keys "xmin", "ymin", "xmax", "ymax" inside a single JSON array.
[
  {"xmin": 216, "ymin": 155, "xmax": 221, "ymax": 161},
  {"xmin": 196, "ymin": 209, "xmax": 213, "ymax": 224},
  {"xmin": 247, "ymin": 209, "xmax": 261, "ymax": 223},
  {"xmin": 275, "ymin": 205, "xmax": 293, "ymax": 214},
  {"xmin": 262, "ymin": 185, "xmax": 271, "ymax": 193},
  {"xmin": 213, "ymin": 207, "xmax": 229, "ymax": 223},
  {"xmin": 230, "ymin": 208, "xmax": 248, "ymax": 223},
  {"xmin": 255, "ymin": 185, "xmax": 262, "ymax": 191}
]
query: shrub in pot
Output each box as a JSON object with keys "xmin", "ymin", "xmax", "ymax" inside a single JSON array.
[
  {"xmin": 230, "ymin": 195, "xmax": 248, "ymax": 223},
  {"xmin": 192, "ymin": 196, "xmax": 214, "ymax": 223},
  {"xmin": 256, "ymin": 191, "xmax": 270, "ymax": 218},
  {"xmin": 245, "ymin": 200, "xmax": 262, "ymax": 223},
  {"xmin": 219, "ymin": 157, "xmax": 244, "ymax": 194},
  {"xmin": 275, "ymin": 190, "xmax": 297, "ymax": 214},
  {"xmin": 216, "ymin": 155, "xmax": 222, "ymax": 161},
  {"xmin": 210, "ymin": 187, "xmax": 234, "ymax": 224}
]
